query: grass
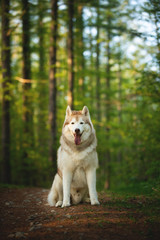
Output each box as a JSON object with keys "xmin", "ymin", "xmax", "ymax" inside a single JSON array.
[{"xmin": 0, "ymin": 183, "xmax": 26, "ymax": 189}]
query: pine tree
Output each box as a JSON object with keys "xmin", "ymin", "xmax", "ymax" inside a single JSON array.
[
  {"xmin": 1, "ymin": 0, "xmax": 11, "ymax": 183},
  {"xmin": 38, "ymin": 0, "xmax": 45, "ymax": 76},
  {"xmin": 49, "ymin": 0, "xmax": 58, "ymax": 170},
  {"xmin": 104, "ymin": 0, "xmax": 120, "ymax": 189},
  {"xmin": 67, "ymin": 0, "xmax": 74, "ymax": 109},
  {"xmin": 37, "ymin": 0, "xmax": 48, "ymax": 155},
  {"xmin": 96, "ymin": 3, "xmax": 101, "ymax": 123},
  {"xmin": 21, "ymin": 0, "xmax": 32, "ymax": 184},
  {"xmin": 143, "ymin": 0, "xmax": 160, "ymax": 73},
  {"xmin": 76, "ymin": 1, "xmax": 85, "ymax": 96},
  {"xmin": 105, "ymin": 12, "xmax": 112, "ymax": 190}
]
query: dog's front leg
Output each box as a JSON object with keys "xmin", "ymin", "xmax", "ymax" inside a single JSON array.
[
  {"xmin": 86, "ymin": 168, "xmax": 100, "ymax": 205},
  {"xmin": 62, "ymin": 170, "xmax": 72, "ymax": 207}
]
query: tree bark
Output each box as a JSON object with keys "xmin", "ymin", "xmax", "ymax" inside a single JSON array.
[
  {"xmin": 152, "ymin": 1, "xmax": 160, "ymax": 74},
  {"xmin": 22, "ymin": 0, "xmax": 31, "ymax": 127},
  {"xmin": 77, "ymin": 3, "xmax": 84, "ymax": 93},
  {"xmin": 22, "ymin": 0, "xmax": 32, "ymax": 184},
  {"xmin": 96, "ymin": 4, "xmax": 101, "ymax": 123},
  {"xmin": 67, "ymin": 0, "xmax": 74, "ymax": 109},
  {"xmin": 89, "ymin": 30, "xmax": 94, "ymax": 110},
  {"xmin": 38, "ymin": 0, "xmax": 45, "ymax": 76},
  {"xmin": 117, "ymin": 53, "xmax": 123, "ymax": 163},
  {"xmin": 37, "ymin": 0, "xmax": 46, "ymax": 152},
  {"xmin": 105, "ymin": 16, "xmax": 111, "ymax": 190},
  {"xmin": 49, "ymin": 0, "xmax": 58, "ymax": 169},
  {"xmin": 1, "ymin": 0, "xmax": 11, "ymax": 184}
]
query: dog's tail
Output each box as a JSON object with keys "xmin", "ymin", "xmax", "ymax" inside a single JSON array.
[
  {"xmin": 47, "ymin": 190, "xmax": 57, "ymax": 206},
  {"xmin": 47, "ymin": 173, "xmax": 63, "ymax": 207}
]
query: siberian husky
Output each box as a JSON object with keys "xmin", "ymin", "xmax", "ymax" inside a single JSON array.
[{"xmin": 48, "ymin": 106, "xmax": 100, "ymax": 207}]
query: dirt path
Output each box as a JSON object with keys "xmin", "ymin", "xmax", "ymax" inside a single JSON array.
[{"xmin": 0, "ymin": 188, "xmax": 159, "ymax": 240}]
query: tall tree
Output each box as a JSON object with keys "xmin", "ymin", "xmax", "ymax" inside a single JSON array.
[
  {"xmin": 96, "ymin": 4, "xmax": 101, "ymax": 123},
  {"xmin": 103, "ymin": 0, "xmax": 121, "ymax": 189},
  {"xmin": 37, "ymin": 0, "xmax": 47, "ymax": 151},
  {"xmin": 144, "ymin": 0, "xmax": 160, "ymax": 73},
  {"xmin": 49, "ymin": 0, "xmax": 58, "ymax": 169},
  {"xmin": 1, "ymin": 0, "xmax": 11, "ymax": 183},
  {"xmin": 76, "ymin": 2, "xmax": 85, "ymax": 94},
  {"xmin": 67, "ymin": 0, "xmax": 74, "ymax": 109},
  {"xmin": 22, "ymin": 0, "xmax": 32, "ymax": 184},
  {"xmin": 117, "ymin": 46, "xmax": 123, "ymax": 163},
  {"xmin": 105, "ymin": 13, "xmax": 112, "ymax": 190},
  {"xmin": 38, "ymin": 0, "xmax": 45, "ymax": 76}
]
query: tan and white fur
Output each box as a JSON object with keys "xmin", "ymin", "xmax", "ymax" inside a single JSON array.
[{"xmin": 48, "ymin": 106, "xmax": 100, "ymax": 207}]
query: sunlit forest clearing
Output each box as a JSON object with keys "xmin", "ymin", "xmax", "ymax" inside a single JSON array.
[{"xmin": 0, "ymin": 0, "xmax": 160, "ymax": 194}]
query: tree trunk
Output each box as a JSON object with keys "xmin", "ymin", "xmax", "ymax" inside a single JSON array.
[
  {"xmin": 22, "ymin": 0, "xmax": 31, "ymax": 129},
  {"xmin": 117, "ymin": 53, "xmax": 123, "ymax": 163},
  {"xmin": 96, "ymin": 4, "xmax": 101, "ymax": 123},
  {"xmin": 67, "ymin": 0, "xmax": 74, "ymax": 109},
  {"xmin": 22, "ymin": 0, "xmax": 32, "ymax": 184},
  {"xmin": 49, "ymin": 0, "xmax": 58, "ymax": 170},
  {"xmin": 152, "ymin": 2, "xmax": 160, "ymax": 74},
  {"xmin": 38, "ymin": 0, "xmax": 45, "ymax": 76},
  {"xmin": 77, "ymin": 3, "xmax": 84, "ymax": 94},
  {"xmin": 37, "ymin": 0, "xmax": 46, "ymax": 153},
  {"xmin": 105, "ymin": 16, "xmax": 111, "ymax": 190},
  {"xmin": 1, "ymin": 0, "xmax": 11, "ymax": 184},
  {"xmin": 89, "ymin": 30, "xmax": 95, "ymax": 112}
]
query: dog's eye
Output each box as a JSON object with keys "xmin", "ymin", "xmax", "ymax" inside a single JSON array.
[
  {"xmin": 80, "ymin": 122, "xmax": 84, "ymax": 124},
  {"xmin": 71, "ymin": 122, "xmax": 74, "ymax": 124}
]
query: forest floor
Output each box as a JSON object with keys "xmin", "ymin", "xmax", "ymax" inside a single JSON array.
[{"xmin": 0, "ymin": 187, "xmax": 160, "ymax": 240}]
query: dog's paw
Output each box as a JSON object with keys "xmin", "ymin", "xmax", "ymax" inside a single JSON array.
[
  {"xmin": 91, "ymin": 199, "xmax": 100, "ymax": 206},
  {"xmin": 61, "ymin": 201, "xmax": 71, "ymax": 208},
  {"xmin": 55, "ymin": 201, "xmax": 63, "ymax": 207}
]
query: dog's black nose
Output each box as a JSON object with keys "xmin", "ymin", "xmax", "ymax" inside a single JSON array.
[{"xmin": 75, "ymin": 128, "xmax": 80, "ymax": 134}]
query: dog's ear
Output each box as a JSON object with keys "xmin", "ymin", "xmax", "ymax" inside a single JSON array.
[
  {"xmin": 82, "ymin": 106, "xmax": 89, "ymax": 116},
  {"xmin": 66, "ymin": 105, "xmax": 72, "ymax": 117}
]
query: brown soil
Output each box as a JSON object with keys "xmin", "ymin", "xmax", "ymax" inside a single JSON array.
[{"xmin": 0, "ymin": 188, "xmax": 159, "ymax": 240}]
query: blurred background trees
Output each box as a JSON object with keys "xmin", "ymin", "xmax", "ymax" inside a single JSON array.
[{"xmin": 0, "ymin": 0, "xmax": 160, "ymax": 192}]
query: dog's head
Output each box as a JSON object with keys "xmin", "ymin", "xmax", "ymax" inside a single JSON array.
[{"xmin": 62, "ymin": 106, "xmax": 93, "ymax": 146}]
